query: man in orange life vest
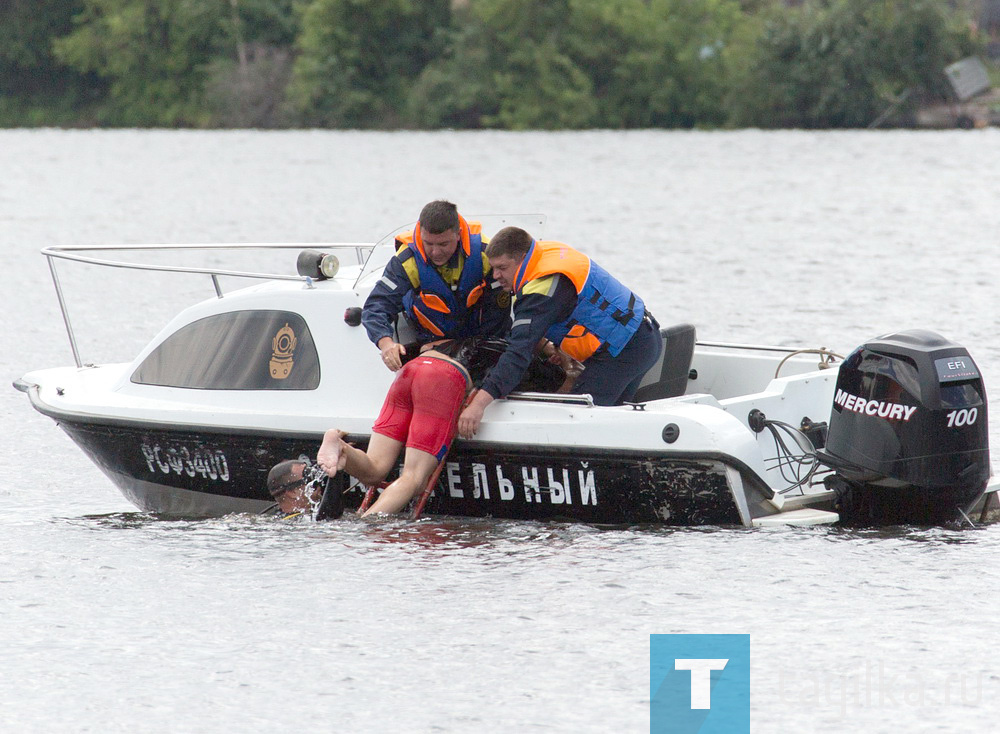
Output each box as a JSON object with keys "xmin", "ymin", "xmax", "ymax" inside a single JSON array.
[
  {"xmin": 361, "ymin": 200, "xmax": 511, "ymax": 371},
  {"xmin": 458, "ymin": 226, "xmax": 663, "ymax": 437}
]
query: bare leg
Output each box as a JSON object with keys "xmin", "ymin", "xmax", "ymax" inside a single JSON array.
[
  {"xmin": 318, "ymin": 430, "xmax": 404, "ymax": 487},
  {"xmin": 362, "ymin": 446, "xmax": 439, "ymax": 516}
]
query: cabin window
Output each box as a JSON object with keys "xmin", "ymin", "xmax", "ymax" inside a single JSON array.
[{"xmin": 131, "ymin": 310, "xmax": 320, "ymax": 389}]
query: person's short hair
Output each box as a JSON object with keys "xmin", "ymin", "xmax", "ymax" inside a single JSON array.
[
  {"xmin": 418, "ymin": 200, "xmax": 460, "ymax": 234},
  {"xmin": 267, "ymin": 459, "xmax": 305, "ymax": 498},
  {"xmin": 485, "ymin": 226, "xmax": 533, "ymax": 260}
]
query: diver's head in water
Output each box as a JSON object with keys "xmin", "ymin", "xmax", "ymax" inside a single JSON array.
[{"xmin": 267, "ymin": 459, "xmax": 318, "ymax": 515}]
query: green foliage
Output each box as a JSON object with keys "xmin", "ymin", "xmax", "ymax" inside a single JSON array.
[
  {"xmin": 471, "ymin": 0, "xmax": 595, "ymax": 128},
  {"xmin": 0, "ymin": 0, "xmax": 105, "ymax": 125},
  {"xmin": 287, "ymin": 0, "xmax": 452, "ymax": 128},
  {"xmin": 0, "ymin": 0, "xmax": 77, "ymax": 69},
  {"xmin": 204, "ymin": 0, "xmax": 300, "ymax": 127},
  {"xmin": 53, "ymin": 0, "xmax": 225, "ymax": 126},
  {"xmin": 728, "ymin": 0, "xmax": 978, "ymax": 128},
  {"xmin": 0, "ymin": 0, "xmax": 989, "ymax": 129},
  {"xmin": 407, "ymin": 0, "xmax": 746, "ymax": 129},
  {"xmin": 569, "ymin": 0, "xmax": 745, "ymax": 128},
  {"xmin": 404, "ymin": 16, "xmax": 500, "ymax": 129},
  {"xmin": 473, "ymin": 1, "xmax": 587, "ymax": 128},
  {"xmin": 224, "ymin": 0, "xmax": 299, "ymax": 48}
]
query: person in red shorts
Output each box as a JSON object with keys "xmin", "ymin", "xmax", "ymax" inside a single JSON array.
[{"xmin": 316, "ymin": 336, "xmax": 568, "ymax": 516}]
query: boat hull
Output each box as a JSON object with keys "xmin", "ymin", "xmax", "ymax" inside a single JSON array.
[{"xmin": 56, "ymin": 416, "xmax": 768, "ymax": 525}]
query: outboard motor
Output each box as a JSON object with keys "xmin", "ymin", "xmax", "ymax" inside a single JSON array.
[{"xmin": 817, "ymin": 330, "xmax": 990, "ymax": 525}]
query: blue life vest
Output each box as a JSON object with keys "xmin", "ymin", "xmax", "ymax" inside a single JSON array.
[
  {"xmin": 514, "ymin": 240, "xmax": 644, "ymax": 359},
  {"xmin": 399, "ymin": 217, "xmax": 489, "ymax": 339}
]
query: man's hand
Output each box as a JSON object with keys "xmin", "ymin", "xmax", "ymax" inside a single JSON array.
[
  {"xmin": 377, "ymin": 337, "xmax": 406, "ymax": 372},
  {"xmin": 553, "ymin": 349, "xmax": 584, "ymax": 384},
  {"xmin": 458, "ymin": 391, "xmax": 494, "ymax": 439}
]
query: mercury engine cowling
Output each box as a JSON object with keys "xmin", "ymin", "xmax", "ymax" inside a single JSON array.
[{"xmin": 817, "ymin": 330, "xmax": 990, "ymax": 525}]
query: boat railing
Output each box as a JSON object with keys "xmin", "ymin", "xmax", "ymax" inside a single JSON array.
[
  {"xmin": 41, "ymin": 242, "xmax": 376, "ymax": 368},
  {"xmin": 504, "ymin": 392, "xmax": 595, "ymax": 407},
  {"xmin": 696, "ymin": 340, "xmax": 819, "ymax": 354},
  {"xmin": 695, "ymin": 341, "xmax": 843, "ymax": 379}
]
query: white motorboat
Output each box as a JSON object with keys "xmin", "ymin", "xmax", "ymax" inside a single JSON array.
[{"xmin": 14, "ymin": 224, "xmax": 998, "ymax": 527}]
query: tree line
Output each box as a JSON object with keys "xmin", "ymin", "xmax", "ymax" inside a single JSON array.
[{"xmin": 0, "ymin": 0, "xmax": 985, "ymax": 129}]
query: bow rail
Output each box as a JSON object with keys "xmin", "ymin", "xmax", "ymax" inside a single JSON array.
[{"xmin": 41, "ymin": 242, "xmax": 377, "ymax": 368}]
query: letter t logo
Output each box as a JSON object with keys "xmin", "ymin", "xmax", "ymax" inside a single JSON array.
[{"xmin": 674, "ymin": 659, "xmax": 729, "ymax": 709}]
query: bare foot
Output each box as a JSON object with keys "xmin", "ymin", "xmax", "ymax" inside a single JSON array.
[{"xmin": 317, "ymin": 429, "xmax": 347, "ymax": 476}]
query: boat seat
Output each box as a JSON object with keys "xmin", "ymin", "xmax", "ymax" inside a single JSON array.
[{"xmin": 631, "ymin": 323, "xmax": 696, "ymax": 402}]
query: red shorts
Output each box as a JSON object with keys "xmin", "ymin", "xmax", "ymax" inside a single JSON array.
[{"xmin": 372, "ymin": 357, "xmax": 469, "ymax": 460}]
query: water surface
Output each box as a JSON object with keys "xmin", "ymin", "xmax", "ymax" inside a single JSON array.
[{"xmin": 2, "ymin": 129, "xmax": 1000, "ymax": 732}]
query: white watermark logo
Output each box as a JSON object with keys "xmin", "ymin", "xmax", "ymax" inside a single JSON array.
[
  {"xmin": 778, "ymin": 660, "xmax": 985, "ymax": 717},
  {"xmin": 675, "ymin": 659, "xmax": 729, "ymax": 709}
]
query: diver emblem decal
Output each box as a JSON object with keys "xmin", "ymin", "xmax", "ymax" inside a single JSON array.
[{"xmin": 270, "ymin": 323, "xmax": 297, "ymax": 379}]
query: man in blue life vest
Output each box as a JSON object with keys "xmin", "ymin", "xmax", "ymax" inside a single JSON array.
[
  {"xmin": 362, "ymin": 200, "xmax": 511, "ymax": 371},
  {"xmin": 457, "ymin": 226, "xmax": 663, "ymax": 436}
]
